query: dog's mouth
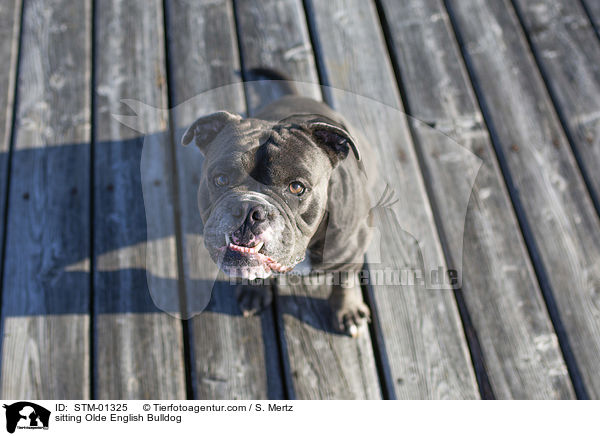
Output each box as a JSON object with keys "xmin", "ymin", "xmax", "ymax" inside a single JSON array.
[{"xmin": 222, "ymin": 234, "xmax": 291, "ymax": 274}]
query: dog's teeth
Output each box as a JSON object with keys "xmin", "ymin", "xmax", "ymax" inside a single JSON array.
[
  {"xmin": 225, "ymin": 234, "xmax": 231, "ymax": 246},
  {"xmin": 255, "ymin": 241, "xmax": 264, "ymax": 252}
]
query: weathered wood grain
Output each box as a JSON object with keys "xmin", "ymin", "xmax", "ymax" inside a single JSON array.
[
  {"xmin": 581, "ymin": 0, "xmax": 600, "ymax": 35},
  {"xmin": 235, "ymin": 0, "xmax": 381, "ymax": 399},
  {"xmin": 165, "ymin": 0, "xmax": 284, "ymax": 399},
  {"xmin": 0, "ymin": 0, "xmax": 91, "ymax": 398},
  {"xmin": 446, "ymin": 0, "xmax": 600, "ymax": 398},
  {"xmin": 234, "ymin": 0, "xmax": 321, "ymax": 107},
  {"xmin": 512, "ymin": 0, "xmax": 600, "ymax": 211},
  {"xmin": 0, "ymin": 0, "xmax": 21, "ymax": 277},
  {"xmin": 306, "ymin": 0, "xmax": 479, "ymax": 398},
  {"xmin": 277, "ymin": 278, "xmax": 381, "ymax": 398},
  {"xmin": 379, "ymin": 0, "xmax": 574, "ymax": 398},
  {"xmin": 93, "ymin": 0, "xmax": 186, "ymax": 399}
]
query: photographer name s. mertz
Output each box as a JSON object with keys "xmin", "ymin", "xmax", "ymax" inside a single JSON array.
[{"xmin": 54, "ymin": 413, "xmax": 182, "ymax": 424}]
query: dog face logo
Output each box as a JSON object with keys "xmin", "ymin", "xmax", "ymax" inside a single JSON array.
[{"xmin": 2, "ymin": 402, "xmax": 50, "ymax": 433}]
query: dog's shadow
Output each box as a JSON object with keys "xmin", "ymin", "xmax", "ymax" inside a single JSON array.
[{"xmin": 204, "ymin": 280, "xmax": 343, "ymax": 336}]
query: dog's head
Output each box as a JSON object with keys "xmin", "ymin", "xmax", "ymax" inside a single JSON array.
[{"xmin": 182, "ymin": 111, "xmax": 360, "ymax": 280}]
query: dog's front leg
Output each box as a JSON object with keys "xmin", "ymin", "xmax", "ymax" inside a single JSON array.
[
  {"xmin": 328, "ymin": 271, "xmax": 371, "ymax": 337},
  {"xmin": 236, "ymin": 282, "xmax": 273, "ymax": 317}
]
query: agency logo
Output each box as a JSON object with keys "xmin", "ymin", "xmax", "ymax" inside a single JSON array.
[{"xmin": 2, "ymin": 402, "xmax": 50, "ymax": 433}]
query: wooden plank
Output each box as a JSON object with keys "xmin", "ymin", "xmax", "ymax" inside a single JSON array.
[
  {"xmin": 165, "ymin": 0, "xmax": 284, "ymax": 399},
  {"xmin": 446, "ymin": 0, "xmax": 600, "ymax": 398},
  {"xmin": 581, "ymin": 0, "xmax": 600, "ymax": 35},
  {"xmin": 234, "ymin": 0, "xmax": 381, "ymax": 399},
  {"xmin": 512, "ymin": 0, "xmax": 600, "ymax": 210},
  {"xmin": 306, "ymin": 0, "xmax": 479, "ymax": 398},
  {"xmin": 234, "ymin": 0, "xmax": 321, "ymax": 106},
  {"xmin": 0, "ymin": 0, "xmax": 21, "ymax": 275},
  {"xmin": 0, "ymin": 0, "xmax": 91, "ymax": 398},
  {"xmin": 378, "ymin": 0, "xmax": 574, "ymax": 398},
  {"xmin": 93, "ymin": 0, "xmax": 186, "ymax": 399},
  {"xmin": 277, "ymin": 279, "xmax": 381, "ymax": 398}
]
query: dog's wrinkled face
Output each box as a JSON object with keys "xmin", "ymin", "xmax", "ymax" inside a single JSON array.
[{"xmin": 182, "ymin": 111, "xmax": 358, "ymax": 280}]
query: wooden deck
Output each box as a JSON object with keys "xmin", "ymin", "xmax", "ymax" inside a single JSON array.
[{"xmin": 0, "ymin": 0, "xmax": 599, "ymax": 399}]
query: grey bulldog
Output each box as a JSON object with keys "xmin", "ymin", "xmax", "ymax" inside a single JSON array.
[{"xmin": 182, "ymin": 86, "xmax": 376, "ymax": 337}]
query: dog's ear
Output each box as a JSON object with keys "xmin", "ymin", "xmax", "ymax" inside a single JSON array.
[
  {"xmin": 298, "ymin": 116, "xmax": 361, "ymax": 166},
  {"xmin": 181, "ymin": 111, "xmax": 242, "ymax": 154}
]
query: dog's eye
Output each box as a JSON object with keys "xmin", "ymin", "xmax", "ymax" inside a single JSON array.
[
  {"xmin": 213, "ymin": 174, "xmax": 229, "ymax": 187},
  {"xmin": 288, "ymin": 181, "xmax": 305, "ymax": 196}
]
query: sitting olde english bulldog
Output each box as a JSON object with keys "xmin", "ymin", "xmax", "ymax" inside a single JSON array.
[{"xmin": 182, "ymin": 74, "xmax": 376, "ymax": 337}]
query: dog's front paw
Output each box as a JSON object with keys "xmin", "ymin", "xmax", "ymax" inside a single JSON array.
[
  {"xmin": 236, "ymin": 284, "xmax": 273, "ymax": 317},
  {"xmin": 330, "ymin": 298, "xmax": 371, "ymax": 338}
]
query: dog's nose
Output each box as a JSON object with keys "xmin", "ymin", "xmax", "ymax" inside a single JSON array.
[{"xmin": 247, "ymin": 204, "xmax": 267, "ymax": 224}]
